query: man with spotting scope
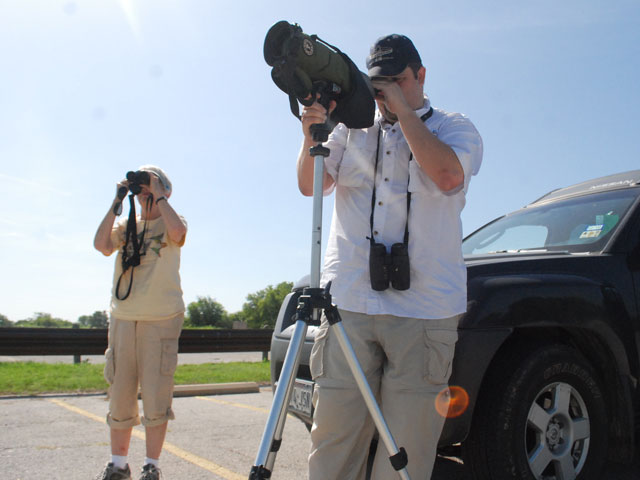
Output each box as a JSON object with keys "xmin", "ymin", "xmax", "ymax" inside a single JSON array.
[{"xmin": 297, "ymin": 34, "xmax": 483, "ymax": 479}]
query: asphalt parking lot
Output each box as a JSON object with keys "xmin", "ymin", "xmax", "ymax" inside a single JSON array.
[
  {"xmin": 1, "ymin": 387, "xmax": 638, "ymax": 480},
  {"xmin": 1, "ymin": 388, "xmax": 306, "ymax": 480}
]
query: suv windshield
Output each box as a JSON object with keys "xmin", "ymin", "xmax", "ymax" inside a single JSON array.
[{"xmin": 463, "ymin": 188, "xmax": 638, "ymax": 255}]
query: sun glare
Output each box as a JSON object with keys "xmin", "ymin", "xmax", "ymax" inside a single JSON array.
[
  {"xmin": 435, "ymin": 386, "xmax": 470, "ymax": 419},
  {"xmin": 117, "ymin": 0, "xmax": 142, "ymax": 41}
]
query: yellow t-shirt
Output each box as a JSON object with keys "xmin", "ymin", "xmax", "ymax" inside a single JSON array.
[{"xmin": 109, "ymin": 215, "xmax": 187, "ymax": 321}]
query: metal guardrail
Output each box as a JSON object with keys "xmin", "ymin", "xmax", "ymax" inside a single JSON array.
[{"xmin": 0, "ymin": 327, "xmax": 273, "ymax": 356}]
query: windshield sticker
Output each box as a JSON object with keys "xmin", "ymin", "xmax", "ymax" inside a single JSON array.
[{"xmin": 580, "ymin": 224, "xmax": 604, "ymax": 239}]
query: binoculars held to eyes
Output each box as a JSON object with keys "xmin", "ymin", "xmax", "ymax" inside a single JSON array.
[
  {"xmin": 116, "ymin": 170, "xmax": 151, "ymax": 202},
  {"xmin": 126, "ymin": 170, "xmax": 151, "ymax": 195}
]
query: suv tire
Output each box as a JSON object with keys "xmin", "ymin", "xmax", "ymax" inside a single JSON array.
[{"xmin": 462, "ymin": 343, "xmax": 608, "ymax": 480}]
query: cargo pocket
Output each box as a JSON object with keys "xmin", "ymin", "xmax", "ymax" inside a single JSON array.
[
  {"xmin": 310, "ymin": 325, "xmax": 329, "ymax": 380},
  {"xmin": 103, "ymin": 347, "xmax": 115, "ymax": 385},
  {"xmin": 160, "ymin": 339, "xmax": 179, "ymax": 376},
  {"xmin": 424, "ymin": 328, "xmax": 458, "ymax": 385}
]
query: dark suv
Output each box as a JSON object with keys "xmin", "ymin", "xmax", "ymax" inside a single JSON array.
[{"xmin": 270, "ymin": 170, "xmax": 640, "ymax": 479}]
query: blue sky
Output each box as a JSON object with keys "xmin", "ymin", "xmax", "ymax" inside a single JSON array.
[{"xmin": 1, "ymin": 0, "xmax": 639, "ymax": 322}]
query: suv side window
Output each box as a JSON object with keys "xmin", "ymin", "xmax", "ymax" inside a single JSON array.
[{"xmin": 463, "ymin": 189, "xmax": 638, "ymax": 255}]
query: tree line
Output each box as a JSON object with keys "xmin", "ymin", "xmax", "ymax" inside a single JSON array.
[{"xmin": 0, "ymin": 281, "xmax": 293, "ymax": 330}]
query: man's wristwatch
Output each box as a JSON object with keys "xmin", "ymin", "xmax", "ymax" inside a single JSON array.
[{"xmin": 155, "ymin": 196, "xmax": 167, "ymax": 205}]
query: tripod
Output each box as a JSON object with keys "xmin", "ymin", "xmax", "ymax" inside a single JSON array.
[{"xmin": 249, "ymin": 102, "xmax": 411, "ymax": 480}]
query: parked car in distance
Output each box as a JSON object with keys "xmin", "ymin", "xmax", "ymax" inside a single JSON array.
[{"xmin": 270, "ymin": 170, "xmax": 640, "ymax": 480}]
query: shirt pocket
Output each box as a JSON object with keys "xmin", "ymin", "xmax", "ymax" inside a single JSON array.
[
  {"xmin": 336, "ymin": 130, "xmax": 376, "ymax": 188},
  {"xmin": 423, "ymin": 327, "xmax": 458, "ymax": 385}
]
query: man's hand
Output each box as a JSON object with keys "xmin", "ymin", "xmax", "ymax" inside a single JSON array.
[
  {"xmin": 300, "ymin": 98, "xmax": 337, "ymax": 143},
  {"xmin": 297, "ymin": 96, "xmax": 338, "ymax": 196},
  {"xmin": 370, "ymin": 78, "xmax": 412, "ymax": 120}
]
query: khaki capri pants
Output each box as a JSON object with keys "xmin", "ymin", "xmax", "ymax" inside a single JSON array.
[
  {"xmin": 104, "ymin": 314, "xmax": 184, "ymax": 429},
  {"xmin": 308, "ymin": 310, "xmax": 460, "ymax": 480}
]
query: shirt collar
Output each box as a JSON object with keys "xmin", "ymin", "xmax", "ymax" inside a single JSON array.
[{"xmin": 416, "ymin": 95, "xmax": 432, "ymax": 117}]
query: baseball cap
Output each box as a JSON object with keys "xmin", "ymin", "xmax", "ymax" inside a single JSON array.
[
  {"xmin": 366, "ymin": 34, "xmax": 422, "ymax": 77},
  {"xmin": 138, "ymin": 164, "xmax": 172, "ymax": 194}
]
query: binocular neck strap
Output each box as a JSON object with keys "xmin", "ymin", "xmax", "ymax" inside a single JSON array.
[
  {"xmin": 115, "ymin": 263, "xmax": 135, "ymax": 301},
  {"xmin": 369, "ymin": 108, "xmax": 433, "ymax": 247},
  {"xmin": 115, "ymin": 195, "xmax": 151, "ymax": 301}
]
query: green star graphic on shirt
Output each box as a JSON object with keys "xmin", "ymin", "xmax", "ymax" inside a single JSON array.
[{"xmin": 138, "ymin": 232, "xmax": 167, "ymax": 257}]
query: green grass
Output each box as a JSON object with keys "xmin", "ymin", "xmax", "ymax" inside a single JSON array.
[
  {"xmin": 174, "ymin": 362, "xmax": 270, "ymax": 385},
  {"xmin": 0, "ymin": 361, "xmax": 271, "ymax": 395}
]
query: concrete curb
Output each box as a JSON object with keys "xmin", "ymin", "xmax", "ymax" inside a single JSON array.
[
  {"xmin": 172, "ymin": 382, "xmax": 260, "ymax": 397},
  {"xmin": 0, "ymin": 383, "xmax": 266, "ymax": 400}
]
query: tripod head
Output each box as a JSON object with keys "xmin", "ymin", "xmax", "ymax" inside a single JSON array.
[
  {"xmin": 309, "ymin": 81, "xmax": 338, "ymax": 142},
  {"xmin": 308, "ymin": 81, "xmax": 336, "ymax": 156}
]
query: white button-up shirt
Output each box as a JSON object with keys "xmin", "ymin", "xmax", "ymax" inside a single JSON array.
[{"xmin": 321, "ymin": 97, "xmax": 483, "ymax": 319}]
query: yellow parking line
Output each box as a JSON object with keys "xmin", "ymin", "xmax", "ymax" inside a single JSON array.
[
  {"xmin": 48, "ymin": 398, "xmax": 244, "ymax": 480},
  {"xmin": 195, "ymin": 395, "xmax": 300, "ymax": 421},
  {"xmin": 195, "ymin": 395, "xmax": 270, "ymax": 413},
  {"xmin": 49, "ymin": 398, "xmax": 105, "ymax": 423},
  {"xmin": 160, "ymin": 442, "xmax": 245, "ymax": 480}
]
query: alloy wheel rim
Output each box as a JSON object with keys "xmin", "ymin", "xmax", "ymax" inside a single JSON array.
[{"xmin": 525, "ymin": 381, "xmax": 591, "ymax": 479}]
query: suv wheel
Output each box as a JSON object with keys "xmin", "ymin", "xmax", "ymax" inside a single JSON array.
[{"xmin": 462, "ymin": 344, "xmax": 608, "ymax": 479}]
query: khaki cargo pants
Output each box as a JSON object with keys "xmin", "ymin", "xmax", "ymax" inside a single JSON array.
[
  {"xmin": 104, "ymin": 314, "xmax": 184, "ymax": 429},
  {"xmin": 308, "ymin": 310, "xmax": 460, "ymax": 480}
]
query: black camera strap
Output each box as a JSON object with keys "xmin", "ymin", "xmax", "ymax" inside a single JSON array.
[
  {"xmin": 369, "ymin": 108, "xmax": 433, "ymax": 247},
  {"xmin": 115, "ymin": 194, "xmax": 150, "ymax": 301}
]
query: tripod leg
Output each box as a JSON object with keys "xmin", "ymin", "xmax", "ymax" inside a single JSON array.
[
  {"xmin": 331, "ymin": 322, "xmax": 411, "ymax": 480},
  {"xmin": 250, "ymin": 319, "xmax": 308, "ymax": 479},
  {"xmin": 251, "ymin": 135, "xmax": 327, "ymax": 477}
]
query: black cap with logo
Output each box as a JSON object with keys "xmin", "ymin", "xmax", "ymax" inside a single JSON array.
[{"xmin": 366, "ymin": 34, "xmax": 422, "ymax": 77}]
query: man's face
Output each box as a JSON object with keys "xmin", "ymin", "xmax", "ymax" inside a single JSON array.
[{"xmin": 371, "ymin": 66, "xmax": 425, "ymax": 121}]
